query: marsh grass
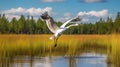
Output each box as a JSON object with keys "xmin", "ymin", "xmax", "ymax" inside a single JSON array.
[{"xmin": 0, "ymin": 34, "xmax": 120, "ymax": 67}]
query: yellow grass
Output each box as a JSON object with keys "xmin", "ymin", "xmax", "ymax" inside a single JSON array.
[{"xmin": 0, "ymin": 34, "xmax": 120, "ymax": 66}]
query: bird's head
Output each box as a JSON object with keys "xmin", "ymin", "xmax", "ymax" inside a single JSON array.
[{"xmin": 41, "ymin": 11, "xmax": 50, "ymax": 20}]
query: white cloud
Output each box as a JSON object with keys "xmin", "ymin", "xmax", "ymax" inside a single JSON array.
[
  {"xmin": 56, "ymin": 17, "xmax": 71, "ymax": 22},
  {"xmin": 42, "ymin": 0, "xmax": 64, "ymax": 2},
  {"xmin": 64, "ymin": 12, "xmax": 71, "ymax": 17},
  {"xmin": 80, "ymin": 0, "xmax": 106, "ymax": 3},
  {"xmin": 57, "ymin": 12, "xmax": 90, "ymax": 23},
  {"xmin": 56, "ymin": 12, "xmax": 72, "ymax": 22},
  {"xmin": 77, "ymin": 9, "xmax": 109, "ymax": 23},
  {"xmin": 1, "ymin": 7, "xmax": 52, "ymax": 20},
  {"xmin": 78, "ymin": 9, "xmax": 108, "ymax": 17},
  {"xmin": 57, "ymin": 10, "xmax": 109, "ymax": 23},
  {"xmin": 82, "ymin": 18, "xmax": 89, "ymax": 22},
  {"xmin": 85, "ymin": 0, "xmax": 102, "ymax": 3}
]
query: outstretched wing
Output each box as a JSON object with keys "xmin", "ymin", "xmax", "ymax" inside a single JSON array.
[
  {"xmin": 71, "ymin": 16, "xmax": 82, "ymax": 22},
  {"xmin": 60, "ymin": 16, "xmax": 81, "ymax": 28},
  {"xmin": 60, "ymin": 19, "xmax": 73, "ymax": 28}
]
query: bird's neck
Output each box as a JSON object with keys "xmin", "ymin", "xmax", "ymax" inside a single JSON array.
[
  {"xmin": 45, "ymin": 18, "xmax": 57, "ymax": 33},
  {"xmin": 45, "ymin": 18, "xmax": 52, "ymax": 26}
]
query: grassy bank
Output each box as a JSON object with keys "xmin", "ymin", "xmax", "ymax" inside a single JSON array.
[
  {"xmin": 0, "ymin": 34, "xmax": 109, "ymax": 55},
  {"xmin": 0, "ymin": 34, "xmax": 120, "ymax": 67}
]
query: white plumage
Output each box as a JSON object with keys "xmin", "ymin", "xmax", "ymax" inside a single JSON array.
[{"xmin": 41, "ymin": 11, "xmax": 82, "ymax": 47}]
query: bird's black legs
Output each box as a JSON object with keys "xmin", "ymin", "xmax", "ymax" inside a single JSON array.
[
  {"xmin": 54, "ymin": 37, "xmax": 58, "ymax": 47},
  {"xmin": 54, "ymin": 43, "xmax": 57, "ymax": 47}
]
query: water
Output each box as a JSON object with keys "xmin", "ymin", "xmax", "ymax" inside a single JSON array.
[
  {"xmin": 0, "ymin": 42, "xmax": 112, "ymax": 67},
  {"xmin": 7, "ymin": 53, "xmax": 107, "ymax": 67}
]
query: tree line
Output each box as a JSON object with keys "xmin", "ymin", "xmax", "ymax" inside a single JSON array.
[{"xmin": 0, "ymin": 12, "xmax": 120, "ymax": 34}]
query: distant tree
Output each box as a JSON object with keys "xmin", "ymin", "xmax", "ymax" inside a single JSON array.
[
  {"xmin": 18, "ymin": 15, "xmax": 26, "ymax": 33},
  {"xmin": 0, "ymin": 12, "xmax": 120, "ymax": 34},
  {"xmin": 0, "ymin": 14, "xmax": 9, "ymax": 33},
  {"xmin": 26, "ymin": 16, "xmax": 31, "ymax": 34},
  {"xmin": 114, "ymin": 12, "xmax": 120, "ymax": 33},
  {"xmin": 36, "ymin": 17, "xmax": 44, "ymax": 34},
  {"xmin": 9, "ymin": 17, "xmax": 18, "ymax": 33},
  {"xmin": 95, "ymin": 18, "xmax": 106, "ymax": 34},
  {"xmin": 105, "ymin": 17, "xmax": 113, "ymax": 34},
  {"xmin": 57, "ymin": 21, "xmax": 62, "ymax": 27},
  {"xmin": 28, "ymin": 16, "xmax": 36, "ymax": 34}
]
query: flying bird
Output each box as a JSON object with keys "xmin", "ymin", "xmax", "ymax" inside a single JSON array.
[{"xmin": 41, "ymin": 11, "xmax": 82, "ymax": 47}]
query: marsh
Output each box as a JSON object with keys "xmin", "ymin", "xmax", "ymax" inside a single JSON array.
[{"xmin": 0, "ymin": 35, "xmax": 119, "ymax": 67}]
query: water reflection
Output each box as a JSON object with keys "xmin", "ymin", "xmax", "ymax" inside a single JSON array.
[
  {"xmin": 8, "ymin": 53, "xmax": 107, "ymax": 67},
  {"xmin": 0, "ymin": 44, "xmax": 113, "ymax": 67},
  {"xmin": 2, "ymin": 53, "xmax": 110, "ymax": 67},
  {"xmin": 77, "ymin": 53, "xmax": 107, "ymax": 67},
  {"xmin": 12, "ymin": 56, "xmax": 52, "ymax": 67}
]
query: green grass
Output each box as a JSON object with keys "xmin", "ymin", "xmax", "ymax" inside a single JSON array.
[{"xmin": 0, "ymin": 34, "xmax": 120, "ymax": 67}]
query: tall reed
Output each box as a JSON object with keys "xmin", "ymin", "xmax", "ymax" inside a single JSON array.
[{"xmin": 0, "ymin": 34, "xmax": 120, "ymax": 67}]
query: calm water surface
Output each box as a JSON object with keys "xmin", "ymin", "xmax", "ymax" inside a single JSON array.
[{"xmin": 11, "ymin": 53, "xmax": 108, "ymax": 67}]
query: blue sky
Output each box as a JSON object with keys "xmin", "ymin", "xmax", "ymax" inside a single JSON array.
[{"xmin": 0, "ymin": 0, "xmax": 120, "ymax": 23}]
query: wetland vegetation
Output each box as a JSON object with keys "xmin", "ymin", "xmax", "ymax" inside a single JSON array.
[{"xmin": 0, "ymin": 34, "xmax": 120, "ymax": 67}]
